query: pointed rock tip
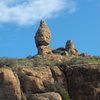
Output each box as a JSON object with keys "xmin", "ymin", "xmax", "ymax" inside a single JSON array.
[{"xmin": 40, "ymin": 20, "xmax": 47, "ymax": 26}]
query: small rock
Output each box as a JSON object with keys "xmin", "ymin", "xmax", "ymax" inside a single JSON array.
[
  {"xmin": 79, "ymin": 53, "xmax": 88, "ymax": 57},
  {"xmin": 65, "ymin": 40, "xmax": 79, "ymax": 56},
  {"xmin": 29, "ymin": 92, "xmax": 62, "ymax": 100}
]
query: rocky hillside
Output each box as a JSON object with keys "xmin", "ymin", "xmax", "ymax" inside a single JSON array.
[{"xmin": 0, "ymin": 21, "xmax": 100, "ymax": 100}]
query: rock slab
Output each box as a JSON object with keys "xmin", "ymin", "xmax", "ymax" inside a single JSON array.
[
  {"xmin": 66, "ymin": 64, "xmax": 100, "ymax": 100},
  {"xmin": 0, "ymin": 68, "xmax": 23, "ymax": 100}
]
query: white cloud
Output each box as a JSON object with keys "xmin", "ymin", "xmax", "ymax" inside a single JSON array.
[{"xmin": 0, "ymin": 0, "xmax": 77, "ymax": 25}]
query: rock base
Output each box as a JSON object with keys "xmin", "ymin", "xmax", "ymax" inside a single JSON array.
[{"xmin": 38, "ymin": 46, "xmax": 52, "ymax": 55}]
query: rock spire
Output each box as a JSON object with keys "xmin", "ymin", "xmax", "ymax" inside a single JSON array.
[
  {"xmin": 35, "ymin": 20, "xmax": 51, "ymax": 48},
  {"xmin": 65, "ymin": 40, "xmax": 79, "ymax": 56},
  {"xmin": 35, "ymin": 21, "xmax": 79, "ymax": 56},
  {"xmin": 35, "ymin": 20, "xmax": 52, "ymax": 55}
]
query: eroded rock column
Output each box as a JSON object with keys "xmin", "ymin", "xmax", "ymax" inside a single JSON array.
[{"xmin": 35, "ymin": 20, "xmax": 52, "ymax": 55}]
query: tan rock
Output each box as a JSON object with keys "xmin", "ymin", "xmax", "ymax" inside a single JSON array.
[
  {"xmin": 65, "ymin": 40, "xmax": 79, "ymax": 56},
  {"xmin": 35, "ymin": 20, "xmax": 51, "ymax": 48},
  {"xmin": 52, "ymin": 47, "xmax": 69, "ymax": 56},
  {"xmin": 29, "ymin": 92, "xmax": 62, "ymax": 100},
  {"xmin": 66, "ymin": 64, "xmax": 100, "ymax": 100},
  {"xmin": 19, "ymin": 66, "xmax": 54, "ymax": 94},
  {"xmin": 38, "ymin": 46, "xmax": 52, "ymax": 55},
  {"xmin": 0, "ymin": 68, "xmax": 23, "ymax": 100},
  {"xmin": 79, "ymin": 53, "xmax": 88, "ymax": 57},
  {"xmin": 50, "ymin": 66, "xmax": 67, "ymax": 89},
  {"xmin": 18, "ymin": 66, "xmax": 67, "ymax": 96}
]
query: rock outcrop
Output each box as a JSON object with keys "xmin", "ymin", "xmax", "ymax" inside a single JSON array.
[
  {"xmin": 34, "ymin": 21, "xmax": 80, "ymax": 56},
  {"xmin": 0, "ymin": 20, "xmax": 99, "ymax": 100},
  {"xmin": 18, "ymin": 66, "xmax": 67, "ymax": 96},
  {"xmin": 52, "ymin": 40, "xmax": 79, "ymax": 56},
  {"xmin": 35, "ymin": 20, "xmax": 52, "ymax": 55},
  {"xmin": 1, "ymin": 64, "xmax": 100, "ymax": 100},
  {"xmin": 19, "ymin": 66, "xmax": 54, "ymax": 94},
  {"xmin": 29, "ymin": 92, "xmax": 62, "ymax": 100},
  {"xmin": 65, "ymin": 40, "xmax": 79, "ymax": 56},
  {"xmin": 0, "ymin": 68, "xmax": 25, "ymax": 100},
  {"xmin": 66, "ymin": 64, "xmax": 100, "ymax": 100}
]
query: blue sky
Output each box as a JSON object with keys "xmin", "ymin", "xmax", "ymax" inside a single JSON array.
[{"xmin": 0, "ymin": 0, "xmax": 100, "ymax": 57}]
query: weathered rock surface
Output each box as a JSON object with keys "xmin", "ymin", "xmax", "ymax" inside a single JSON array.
[
  {"xmin": 35, "ymin": 20, "xmax": 52, "ymax": 55},
  {"xmin": 38, "ymin": 46, "xmax": 52, "ymax": 55},
  {"xmin": 18, "ymin": 66, "xmax": 67, "ymax": 96},
  {"xmin": 19, "ymin": 66, "xmax": 54, "ymax": 94},
  {"xmin": 29, "ymin": 92, "xmax": 62, "ymax": 100},
  {"xmin": 66, "ymin": 64, "xmax": 100, "ymax": 100},
  {"xmin": 35, "ymin": 20, "xmax": 51, "ymax": 48},
  {"xmin": 65, "ymin": 40, "xmax": 79, "ymax": 56},
  {"xmin": 0, "ymin": 68, "xmax": 25, "ymax": 100},
  {"xmin": 50, "ymin": 66, "xmax": 67, "ymax": 89},
  {"xmin": 1, "ymin": 63, "xmax": 100, "ymax": 100},
  {"xmin": 79, "ymin": 53, "xmax": 88, "ymax": 57},
  {"xmin": 52, "ymin": 47, "xmax": 69, "ymax": 56}
]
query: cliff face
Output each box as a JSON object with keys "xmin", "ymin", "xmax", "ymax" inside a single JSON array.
[
  {"xmin": 0, "ymin": 64, "xmax": 100, "ymax": 100},
  {"xmin": 0, "ymin": 66, "xmax": 68, "ymax": 100},
  {"xmin": 0, "ymin": 68, "xmax": 26, "ymax": 100},
  {"xmin": 66, "ymin": 64, "xmax": 100, "ymax": 100}
]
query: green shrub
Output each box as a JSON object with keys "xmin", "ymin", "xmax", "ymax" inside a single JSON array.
[
  {"xmin": 56, "ymin": 56, "xmax": 100, "ymax": 67},
  {"xmin": 49, "ymin": 83, "xmax": 70, "ymax": 100}
]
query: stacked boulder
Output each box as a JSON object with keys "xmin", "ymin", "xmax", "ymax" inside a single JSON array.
[
  {"xmin": 35, "ymin": 20, "xmax": 79, "ymax": 56},
  {"xmin": 53, "ymin": 40, "xmax": 79, "ymax": 56},
  {"xmin": 65, "ymin": 40, "xmax": 79, "ymax": 56},
  {"xmin": 35, "ymin": 20, "xmax": 52, "ymax": 55}
]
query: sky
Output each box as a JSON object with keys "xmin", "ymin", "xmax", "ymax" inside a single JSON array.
[{"xmin": 0, "ymin": 0, "xmax": 100, "ymax": 57}]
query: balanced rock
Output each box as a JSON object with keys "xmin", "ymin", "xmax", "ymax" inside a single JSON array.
[
  {"xmin": 35, "ymin": 20, "xmax": 52, "ymax": 55},
  {"xmin": 65, "ymin": 40, "xmax": 79, "ymax": 56},
  {"xmin": 35, "ymin": 20, "xmax": 51, "ymax": 48}
]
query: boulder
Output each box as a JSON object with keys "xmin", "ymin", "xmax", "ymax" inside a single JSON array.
[
  {"xmin": 18, "ymin": 66, "xmax": 67, "ymax": 96},
  {"xmin": 79, "ymin": 53, "xmax": 88, "ymax": 57},
  {"xmin": 66, "ymin": 64, "xmax": 100, "ymax": 100},
  {"xmin": 35, "ymin": 20, "xmax": 51, "ymax": 48},
  {"xmin": 0, "ymin": 68, "xmax": 25, "ymax": 100},
  {"xmin": 29, "ymin": 92, "xmax": 62, "ymax": 100},
  {"xmin": 65, "ymin": 40, "xmax": 79, "ymax": 56},
  {"xmin": 52, "ymin": 47, "xmax": 68, "ymax": 56},
  {"xmin": 38, "ymin": 46, "xmax": 52, "ymax": 55},
  {"xmin": 19, "ymin": 66, "xmax": 54, "ymax": 94}
]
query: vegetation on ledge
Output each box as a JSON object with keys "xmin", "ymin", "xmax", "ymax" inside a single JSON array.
[{"xmin": 0, "ymin": 55, "xmax": 100, "ymax": 70}]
